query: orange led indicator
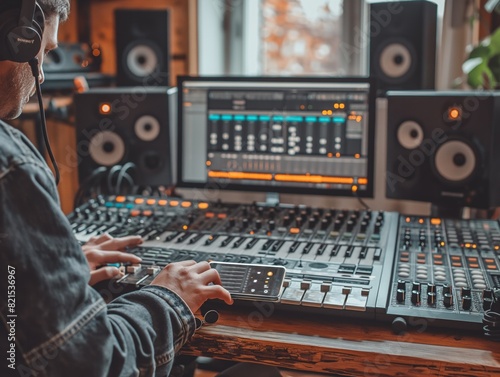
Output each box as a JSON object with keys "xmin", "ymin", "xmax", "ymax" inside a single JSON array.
[
  {"xmin": 339, "ymin": 103, "xmax": 345, "ymax": 109},
  {"xmin": 351, "ymin": 185, "xmax": 358, "ymax": 193},
  {"xmin": 354, "ymin": 153, "xmax": 360, "ymax": 159},
  {"xmin": 334, "ymin": 103, "xmax": 339, "ymax": 109},
  {"xmin": 182, "ymin": 225, "xmax": 188, "ymax": 230},
  {"xmin": 198, "ymin": 202, "xmax": 209, "ymax": 209},
  {"xmin": 418, "ymin": 218, "xmax": 424, "ymax": 224},
  {"xmin": 448, "ymin": 107, "xmax": 461, "ymax": 120},
  {"xmin": 430, "ymin": 218, "xmax": 441, "ymax": 225},
  {"xmin": 267, "ymin": 271, "xmax": 274, "ymax": 277},
  {"xmin": 99, "ymin": 103, "xmax": 111, "ymax": 114},
  {"xmin": 116, "ymin": 196, "xmax": 126, "ymax": 203},
  {"xmin": 206, "ymin": 161, "xmax": 212, "ymax": 166},
  {"xmin": 405, "ymin": 217, "xmax": 411, "ymax": 223}
]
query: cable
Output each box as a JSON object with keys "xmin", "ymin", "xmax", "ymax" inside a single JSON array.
[
  {"xmin": 29, "ymin": 58, "xmax": 60, "ymax": 185},
  {"xmin": 351, "ymin": 185, "xmax": 370, "ymax": 210},
  {"xmin": 73, "ymin": 166, "xmax": 108, "ymax": 208},
  {"xmin": 107, "ymin": 165, "xmax": 123, "ymax": 194},
  {"xmin": 483, "ymin": 289, "xmax": 500, "ymax": 341},
  {"xmin": 116, "ymin": 162, "xmax": 136, "ymax": 193}
]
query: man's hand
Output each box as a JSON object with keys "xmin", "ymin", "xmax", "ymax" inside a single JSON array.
[
  {"xmin": 82, "ymin": 233, "xmax": 143, "ymax": 286},
  {"xmin": 151, "ymin": 260, "xmax": 233, "ymax": 313}
]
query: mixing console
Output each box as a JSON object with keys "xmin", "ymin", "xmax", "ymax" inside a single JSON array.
[
  {"xmin": 386, "ymin": 215, "xmax": 500, "ymax": 329},
  {"xmin": 69, "ymin": 196, "xmax": 500, "ymax": 331}
]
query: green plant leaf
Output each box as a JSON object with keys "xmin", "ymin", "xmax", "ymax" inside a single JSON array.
[{"xmin": 465, "ymin": 58, "xmax": 496, "ymax": 88}]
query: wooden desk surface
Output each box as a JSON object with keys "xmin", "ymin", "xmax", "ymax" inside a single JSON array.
[{"xmin": 182, "ymin": 307, "xmax": 500, "ymax": 376}]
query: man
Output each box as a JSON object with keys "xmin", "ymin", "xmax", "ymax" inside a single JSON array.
[{"xmin": 0, "ymin": 1, "xmax": 233, "ymax": 376}]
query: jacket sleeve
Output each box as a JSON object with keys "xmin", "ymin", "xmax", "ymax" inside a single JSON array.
[{"xmin": 0, "ymin": 162, "xmax": 196, "ymax": 377}]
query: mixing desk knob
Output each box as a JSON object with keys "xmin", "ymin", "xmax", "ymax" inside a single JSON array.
[
  {"xmin": 427, "ymin": 292, "xmax": 436, "ymax": 305},
  {"xmin": 268, "ymin": 220, "xmax": 276, "ymax": 231},
  {"xmin": 300, "ymin": 210, "xmax": 308, "ymax": 221},
  {"xmin": 242, "ymin": 218, "xmax": 249, "ymax": 228},
  {"xmin": 313, "ymin": 211, "xmax": 321, "ymax": 220},
  {"xmin": 255, "ymin": 219, "xmax": 262, "ymax": 230},
  {"xmin": 443, "ymin": 293, "xmax": 453, "ymax": 308},
  {"xmin": 268, "ymin": 209, "xmax": 276, "ymax": 219},
  {"xmin": 229, "ymin": 218, "xmax": 236, "ymax": 227},
  {"xmin": 333, "ymin": 220, "xmax": 342, "ymax": 231},
  {"xmin": 412, "ymin": 282, "xmax": 421, "ymax": 292},
  {"xmin": 374, "ymin": 221, "xmax": 382, "ymax": 234},
  {"xmin": 411, "ymin": 290, "xmax": 421, "ymax": 305},
  {"xmin": 346, "ymin": 220, "xmax": 355, "ymax": 232},
  {"xmin": 308, "ymin": 218, "xmax": 316, "ymax": 229},
  {"xmin": 427, "ymin": 283, "xmax": 436, "ymax": 294},
  {"xmin": 461, "ymin": 286, "xmax": 471, "ymax": 297},
  {"xmin": 320, "ymin": 218, "xmax": 329, "ymax": 230},
  {"xmin": 295, "ymin": 217, "xmax": 303, "ymax": 227},
  {"xmin": 442, "ymin": 284, "xmax": 452, "ymax": 295},
  {"xmin": 397, "ymin": 280, "xmax": 406, "ymax": 290},
  {"xmin": 396, "ymin": 289, "xmax": 406, "ymax": 303},
  {"xmin": 283, "ymin": 216, "xmax": 291, "ymax": 226},
  {"xmin": 462, "ymin": 296, "xmax": 472, "ymax": 310}
]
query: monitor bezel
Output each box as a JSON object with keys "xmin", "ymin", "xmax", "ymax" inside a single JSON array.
[{"xmin": 176, "ymin": 75, "xmax": 376, "ymax": 198}]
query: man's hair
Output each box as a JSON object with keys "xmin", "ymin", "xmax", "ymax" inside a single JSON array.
[{"xmin": 38, "ymin": 0, "xmax": 70, "ymax": 22}]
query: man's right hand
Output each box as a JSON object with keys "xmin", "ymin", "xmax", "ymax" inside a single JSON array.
[{"xmin": 151, "ymin": 260, "xmax": 233, "ymax": 313}]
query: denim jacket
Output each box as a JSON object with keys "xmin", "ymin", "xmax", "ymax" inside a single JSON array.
[{"xmin": 0, "ymin": 121, "xmax": 196, "ymax": 376}]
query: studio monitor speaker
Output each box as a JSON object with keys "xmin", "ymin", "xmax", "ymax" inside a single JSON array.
[
  {"xmin": 370, "ymin": 1, "xmax": 437, "ymax": 93},
  {"xmin": 75, "ymin": 88, "xmax": 173, "ymax": 188},
  {"xmin": 386, "ymin": 91, "xmax": 500, "ymax": 209},
  {"xmin": 115, "ymin": 9, "xmax": 170, "ymax": 87}
]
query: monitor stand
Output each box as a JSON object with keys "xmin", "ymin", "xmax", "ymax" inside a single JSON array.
[{"xmin": 430, "ymin": 204, "xmax": 464, "ymax": 219}]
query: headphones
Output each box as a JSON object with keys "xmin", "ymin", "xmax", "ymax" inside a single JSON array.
[{"xmin": 0, "ymin": 0, "xmax": 45, "ymax": 63}]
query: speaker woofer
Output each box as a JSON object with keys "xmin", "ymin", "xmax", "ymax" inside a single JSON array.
[
  {"xmin": 397, "ymin": 120, "xmax": 424, "ymax": 149},
  {"xmin": 123, "ymin": 42, "xmax": 161, "ymax": 79},
  {"xmin": 89, "ymin": 131, "xmax": 126, "ymax": 166},
  {"xmin": 377, "ymin": 41, "xmax": 416, "ymax": 81},
  {"xmin": 434, "ymin": 140, "xmax": 476, "ymax": 183},
  {"xmin": 134, "ymin": 115, "xmax": 161, "ymax": 141}
]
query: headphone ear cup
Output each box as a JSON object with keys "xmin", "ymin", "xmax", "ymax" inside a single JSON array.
[
  {"xmin": 0, "ymin": 2, "xmax": 44, "ymax": 63},
  {"xmin": 0, "ymin": 9, "xmax": 20, "ymax": 61}
]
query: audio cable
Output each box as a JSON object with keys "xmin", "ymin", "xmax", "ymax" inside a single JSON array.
[
  {"xmin": 483, "ymin": 288, "xmax": 500, "ymax": 341},
  {"xmin": 28, "ymin": 58, "xmax": 60, "ymax": 185}
]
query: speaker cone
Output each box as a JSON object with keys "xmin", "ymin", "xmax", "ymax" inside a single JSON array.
[
  {"xmin": 378, "ymin": 41, "xmax": 415, "ymax": 80},
  {"xmin": 434, "ymin": 140, "xmax": 476, "ymax": 183},
  {"xmin": 397, "ymin": 120, "xmax": 424, "ymax": 149},
  {"xmin": 89, "ymin": 131, "xmax": 125, "ymax": 166},
  {"xmin": 124, "ymin": 42, "xmax": 160, "ymax": 78},
  {"xmin": 134, "ymin": 115, "xmax": 161, "ymax": 141}
]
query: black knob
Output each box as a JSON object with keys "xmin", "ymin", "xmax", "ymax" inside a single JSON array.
[
  {"xmin": 443, "ymin": 293, "xmax": 453, "ymax": 308},
  {"xmin": 346, "ymin": 220, "xmax": 355, "ymax": 232},
  {"xmin": 268, "ymin": 220, "xmax": 275, "ymax": 231},
  {"xmin": 268, "ymin": 209, "xmax": 276, "ymax": 219},
  {"xmin": 320, "ymin": 218, "xmax": 329, "ymax": 230},
  {"xmin": 374, "ymin": 221, "xmax": 382, "ymax": 234},
  {"xmin": 412, "ymin": 282, "xmax": 421, "ymax": 292},
  {"xmin": 462, "ymin": 296, "xmax": 472, "ymax": 311},
  {"xmin": 483, "ymin": 289, "xmax": 493, "ymax": 299},
  {"xmin": 257, "ymin": 207, "xmax": 264, "ymax": 215},
  {"xmin": 442, "ymin": 284, "xmax": 452, "ymax": 295},
  {"xmin": 360, "ymin": 220, "xmax": 368, "ymax": 232},
  {"xmin": 396, "ymin": 289, "xmax": 406, "ymax": 303},
  {"xmin": 295, "ymin": 217, "xmax": 303, "ymax": 227},
  {"xmin": 300, "ymin": 210, "xmax": 308, "ymax": 221},
  {"xmin": 313, "ymin": 211, "xmax": 321, "ymax": 220},
  {"xmin": 255, "ymin": 219, "xmax": 262, "ymax": 230},
  {"xmin": 427, "ymin": 283, "xmax": 436, "ymax": 294},
  {"xmin": 397, "ymin": 279, "xmax": 406, "ymax": 290},
  {"xmin": 229, "ymin": 218, "xmax": 236, "ymax": 227},
  {"xmin": 427, "ymin": 292, "xmax": 437, "ymax": 305},
  {"xmin": 483, "ymin": 297, "xmax": 493, "ymax": 311},
  {"xmin": 461, "ymin": 286, "xmax": 471, "ymax": 297},
  {"xmin": 283, "ymin": 216, "xmax": 291, "ymax": 226},
  {"xmin": 242, "ymin": 218, "xmax": 249, "ymax": 228},
  {"xmin": 333, "ymin": 220, "xmax": 342, "ymax": 231},
  {"xmin": 411, "ymin": 290, "xmax": 421, "ymax": 305},
  {"xmin": 308, "ymin": 218, "xmax": 316, "ymax": 229}
]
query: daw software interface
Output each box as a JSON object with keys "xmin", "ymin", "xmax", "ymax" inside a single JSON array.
[{"xmin": 178, "ymin": 76, "xmax": 376, "ymax": 197}]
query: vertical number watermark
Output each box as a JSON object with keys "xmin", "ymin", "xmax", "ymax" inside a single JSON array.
[{"xmin": 6, "ymin": 266, "xmax": 16, "ymax": 370}]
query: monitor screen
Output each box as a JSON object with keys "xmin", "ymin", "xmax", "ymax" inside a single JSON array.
[{"xmin": 177, "ymin": 76, "xmax": 376, "ymax": 197}]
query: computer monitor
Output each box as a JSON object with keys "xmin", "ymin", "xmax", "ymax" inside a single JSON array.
[{"xmin": 177, "ymin": 76, "xmax": 376, "ymax": 198}]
